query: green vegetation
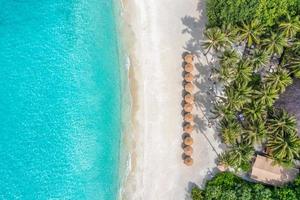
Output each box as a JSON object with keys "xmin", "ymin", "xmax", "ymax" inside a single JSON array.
[
  {"xmin": 206, "ymin": 0, "xmax": 299, "ymax": 28},
  {"xmin": 202, "ymin": 2, "xmax": 300, "ymax": 169},
  {"xmin": 191, "ymin": 172, "xmax": 300, "ymax": 200},
  {"xmin": 190, "ymin": 2, "xmax": 300, "ymax": 199}
]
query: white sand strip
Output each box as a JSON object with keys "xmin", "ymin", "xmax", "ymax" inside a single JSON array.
[{"xmin": 121, "ymin": 0, "xmax": 223, "ymax": 199}]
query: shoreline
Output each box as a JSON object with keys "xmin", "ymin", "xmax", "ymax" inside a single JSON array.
[
  {"xmin": 115, "ymin": 0, "xmax": 140, "ymax": 199},
  {"xmin": 117, "ymin": 1, "xmax": 144, "ymax": 199}
]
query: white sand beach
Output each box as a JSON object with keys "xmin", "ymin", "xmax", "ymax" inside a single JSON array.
[{"xmin": 121, "ymin": 0, "xmax": 223, "ymax": 199}]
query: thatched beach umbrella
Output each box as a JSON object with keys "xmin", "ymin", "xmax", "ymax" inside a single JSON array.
[
  {"xmin": 184, "ymin": 54, "xmax": 194, "ymax": 64},
  {"xmin": 184, "ymin": 156, "xmax": 193, "ymax": 166},
  {"xmin": 184, "ymin": 113, "xmax": 194, "ymax": 122},
  {"xmin": 183, "ymin": 123, "xmax": 194, "ymax": 133},
  {"xmin": 184, "ymin": 83, "xmax": 194, "ymax": 93},
  {"xmin": 183, "ymin": 103, "xmax": 193, "ymax": 113},
  {"xmin": 184, "ymin": 145, "xmax": 193, "ymax": 156},
  {"xmin": 184, "ymin": 63, "xmax": 194, "ymax": 73},
  {"xmin": 184, "ymin": 94, "xmax": 194, "ymax": 104},
  {"xmin": 184, "ymin": 136, "xmax": 193, "ymax": 145},
  {"xmin": 184, "ymin": 73, "xmax": 194, "ymax": 82}
]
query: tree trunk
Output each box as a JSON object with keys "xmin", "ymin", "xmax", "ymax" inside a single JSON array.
[
  {"xmin": 279, "ymin": 47, "xmax": 286, "ymax": 65},
  {"xmin": 243, "ymin": 41, "xmax": 248, "ymax": 57},
  {"xmin": 204, "ymin": 46, "xmax": 212, "ymax": 66},
  {"xmin": 204, "ymin": 53, "xmax": 210, "ymax": 66}
]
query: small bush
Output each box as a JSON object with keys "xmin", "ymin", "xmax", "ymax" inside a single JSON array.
[
  {"xmin": 206, "ymin": 0, "xmax": 298, "ymax": 28},
  {"xmin": 191, "ymin": 187, "xmax": 204, "ymax": 200},
  {"xmin": 191, "ymin": 172, "xmax": 300, "ymax": 200}
]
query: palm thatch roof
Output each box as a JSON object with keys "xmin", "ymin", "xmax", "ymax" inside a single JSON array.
[
  {"xmin": 275, "ymin": 79, "xmax": 300, "ymax": 134},
  {"xmin": 250, "ymin": 155, "xmax": 298, "ymax": 186}
]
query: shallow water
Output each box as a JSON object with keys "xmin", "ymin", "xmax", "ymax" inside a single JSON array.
[{"xmin": 0, "ymin": 0, "xmax": 121, "ymax": 199}]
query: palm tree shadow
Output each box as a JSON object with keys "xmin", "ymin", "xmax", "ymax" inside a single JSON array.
[
  {"xmin": 184, "ymin": 181, "xmax": 199, "ymax": 200},
  {"xmin": 184, "ymin": 168, "xmax": 220, "ymax": 199},
  {"xmin": 200, "ymin": 167, "xmax": 219, "ymax": 187},
  {"xmin": 194, "ymin": 114, "xmax": 208, "ymax": 133},
  {"xmin": 181, "ymin": 2, "xmax": 218, "ymax": 122},
  {"xmin": 181, "ymin": 2, "xmax": 226, "ymax": 197},
  {"xmin": 181, "ymin": 0, "xmax": 207, "ymax": 55}
]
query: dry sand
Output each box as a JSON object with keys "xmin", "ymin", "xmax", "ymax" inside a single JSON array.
[{"xmin": 120, "ymin": 0, "xmax": 223, "ymax": 199}]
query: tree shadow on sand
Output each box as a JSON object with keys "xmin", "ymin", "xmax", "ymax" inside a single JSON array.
[
  {"xmin": 181, "ymin": 0, "xmax": 217, "ymax": 122},
  {"xmin": 181, "ymin": 1, "xmax": 225, "ymax": 198},
  {"xmin": 184, "ymin": 167, "xmax": 220, "ymax": 200},
  {"xmin": 181, "ymin": 0, "xmax": 207, "ymax": 55}
]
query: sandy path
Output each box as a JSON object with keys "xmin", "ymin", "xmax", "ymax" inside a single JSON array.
[{"xmin": 120, "ymin": 0, "xmax": 223, "ymax": 199}]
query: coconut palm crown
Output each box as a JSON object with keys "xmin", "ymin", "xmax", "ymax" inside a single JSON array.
[
  {"xmin": 267, "ymin": 108, "xmax": 297, "ymax": 134},
  {"xmin": 262, "ymin": 32, "xmax": 287, "ymax": 56},
  {"xmin": 267, "ymin": 130, "xmax": 300, "ymax": 165},
  {"xmin": 242, "ymin": 121, "xmax": 267, "ymax": 145},
  {"xmin": 249, "ymin": 49, "xmax": 270, "ymax": 70},
  {"xmin": 220, "ymin": 117, "xmax": 241, "ymax": 145},
  {"xmin": 279, "ymin": 15, "xmax": 300, "ymax": 39},
  {"xmin": 238, "ymin": 20, "xmax": 265, "ymax": 47},
  {"xmin": 219, "ymin": 142, "xmax": 254, "ymax": 171},
  {"xmin": 202, "ymin": 27, "xmax": 230, "ymax": 55},
  {"xmin": 263, "ymin": 67, "xmax": 293, "ymax": 93}
]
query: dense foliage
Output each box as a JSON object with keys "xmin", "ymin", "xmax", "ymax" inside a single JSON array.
[
  {"xmin": 190, "ymin": 3, "xmax": 300, "ymax": 200},
  {"xmin": 191, "ymin": 172, "xmax": 300, "ymax": 200},
  {"xmin": 202, "ymin": 7, "xmax": 300, "ymax": 169},
  {"xmin": 206, "ymin": 0, "xmax": 299, "ymax": 28}
]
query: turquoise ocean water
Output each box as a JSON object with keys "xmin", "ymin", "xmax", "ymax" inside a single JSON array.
[{"xmin": 0, "ymin": 0, "xmax": 122, "ymax": 199}]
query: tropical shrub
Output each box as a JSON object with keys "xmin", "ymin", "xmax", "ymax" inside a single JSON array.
[
  {"xmin": 206, "ymin": 0, "xmax": 259, "ymax": 27},
  {"xmin": 191, "ymin": 172, "xmax": 300, "ymax": 200},
  {"xmin": 191, "ymin": 187, "xmax": 204, "ymax": 200},
  {"xmin": 256, "ymin": 0, "xmax": 298, "ymax": 27},
  {"xmin": 273, "ymin": 187, "xmax": 298, "ymax": 200},
  {"xmin": 206, "ymin": 0, "xmax": 298, "ymax": 28}
]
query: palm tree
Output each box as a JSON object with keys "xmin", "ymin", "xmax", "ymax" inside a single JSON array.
[
  {"xmin": 279, "ymin": 15, "xmax": 300, "ymax": 39},
  {"xmin": 224, "ymin": 82, "xmax": 252, "ymax": 111},
  {"xmin": 243, "ymin": 101, "xmax": 267, "ymax": 122},
  {"xmin": 202, "ymin": 27, "xmax": 228, "ymax": 55},
  {"xmin": 221, "ymin": 23, "xmax": 238, "ymax": 44},
  {"xmin": 211, "ymin": 101, "xmax": 235, "ymax": 120},
  {"xmin": 279, "ymin": 14, "xmax": 300, "ymax": 64},
  {"xmin": 283, "ymin": 40, "xmax": 300, "ymax": 77},
  {"xmin": 243, "ymin": 121, "xmax": 267, "ymax": 145},
  {"xmin": 253, "ymin": 85, "xmax": 279, "ymax": 107},
  {"xmin": 267, "ymin": 130, "xmax": 300, "ymax": 165},
  {"xmin": 248, "ymin": 49, "xmax": 270, "ymax": 71},
  {"xmin": 218, "ymin": 49, "xmax": 240, "ymax": 66},
  {"xmin": 224, "ymin": 86, "xmax": 244, "ymax": 111},
  {"xmin": 217, "ymin": 65, "xmax": 237, "ymax": 85},
  {"xmin": 219, "ymin": 142, "xmax": 254, "ymax": 170},
  {"xmin": 262, "ymin": 32, "xmax": 287, "ymax": 56},
  {"xmin": 236, "ymin": 61, "xmax": 253, "ymax": 83},
  {"xmin": 264, "ymin": 67, "xmax": 293, "ymax": 93},
  {"xmin": 289, "ymin": 58, "xmax": 300, "ymax": 78},
  {"xmin": 220, "ymin": 117, "xmax": 242, "ymax": 145},
  {"xmin": 290, "ymin": 39, "xmax": 300, "ymax": 54},
  {"xmin": 267, "ymin": 108, "xmax": 297, "ymax": 134},
  {"xmin": 285, "ymin": 56, "xmax": 300, "ymax": 78},
  {"xmin": 238, "ymin": 20, "xmax": 264, "ymax": 47}
]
